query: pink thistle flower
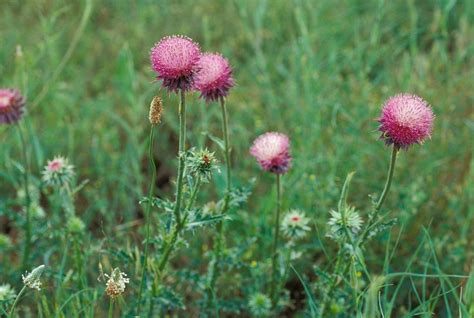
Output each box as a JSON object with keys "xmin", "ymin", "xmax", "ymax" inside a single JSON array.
[
  {"xmin": 0, "ymin": 88, "xmax": 25, "ymax": 124},
  {"xmin": 378, "ymin": 93, "xmax": 435, "ymax": 149},
  {"xmin": 250, "ymin": 132, "xmax": 292, "ymax": 174},
  {"xmin": 150, "ymin": 35, "xmax": 201, "ymax": 92},
  {"xmin": 194, "ymin": 53, "xmax": 234, "ymax": 102}
]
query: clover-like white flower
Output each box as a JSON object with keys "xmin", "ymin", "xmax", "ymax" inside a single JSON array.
[{"xmin": 22, "ymin": 265, "xmax": 46, "ymax": 291}]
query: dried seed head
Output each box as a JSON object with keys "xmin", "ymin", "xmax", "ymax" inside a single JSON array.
[{"xmin": 149, "ymin": 96, "xmax": 163, "ymax": 125}]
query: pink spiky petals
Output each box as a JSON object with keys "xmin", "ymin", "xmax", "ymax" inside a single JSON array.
[
  {"xmin": 378, "ymin": 93, "xmax": 435, "ymax": 149},
  {"xmin": 150, "ymin": 35, "xmax": 201, "ymax": 92},
  {"xmin": 194, "ymin": 53, "xmax": 234, "ymax": 102},
  {"xmin": 0, "ymin": 88, "xmax": 25, "ymax": 124},
  {"xmin": 250, "ymin": 132, "xmax": 292, "ymax": 174}
]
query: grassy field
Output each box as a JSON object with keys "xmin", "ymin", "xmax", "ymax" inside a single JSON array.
[{"xmin": 1, "ymin": 0, "xmax": 473, "ymax": 317}]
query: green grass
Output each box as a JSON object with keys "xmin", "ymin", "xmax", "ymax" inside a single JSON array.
[{"xmin": 1, "ymin": 0, "xmax": 473, "ymax": 316}]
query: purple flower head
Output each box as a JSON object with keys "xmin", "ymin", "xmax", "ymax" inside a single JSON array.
[
  {"xmin": 250, "ymin": 132, "xmax": 292, "ymax": 174},
  {"xmin": 150, "ymin": 35, "xmax": 201, "ymax": 92},
  {"xmin": 194, "ymin": 53, "xmax": 234, "ymax": 102},
  {"xmin": 378, "ymin": 94, "xmax": 435, "ymax": 149},
  {"xmin": 0, "ymin": 88, "xmax": 25, "ymax": 124}
]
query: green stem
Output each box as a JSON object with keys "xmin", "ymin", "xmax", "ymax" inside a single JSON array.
[
  {"xmin": 157, "ymin": 224, "xmax": 181, "ymax": 274},
  {"xmin": 359, "ymin": 145, "xmax": 398, "ymax": 244},
  {"xmin": 186, "ymin": 176, "xmax": 202, "ymax": 211},
  {"xmin": 137, "ymin": 125, "xmax": 157, "ymax": 314},
  {"xmin": 17, "ymin": 124, "xmax": 31, "ymax": 268},
  {"xmin": 9, "ymin": 285, "xmax": 27, "ymax": 318},
  {"xmin": 172, "ymin": 89, "xmax": 187, "ymax": 225},
  {"xmin": 206, "ymin": 97, "xmax": 232, "ymax": 311},
  {"xmin": 270, "ymin": 174, "xmax": 282, "ymax": 308},
  {"xmin": 108, "ymin": 298, "xmax": 114, "ymax": 318}
]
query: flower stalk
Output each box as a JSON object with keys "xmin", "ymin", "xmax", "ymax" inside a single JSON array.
[
  {"xmin": 137, "ymin": 124, "xmax": 157, "ymax": 313},
  {"xmin": 17, "ymin": 123, "xmax": 31, "ymax": 268},
  {"xmin": 270, "ymin": 173, "xmax": 282, "ymax": 308},
  {"xmin": 207, "ymin": 97, "xmax": 232, "ymax": 305}
]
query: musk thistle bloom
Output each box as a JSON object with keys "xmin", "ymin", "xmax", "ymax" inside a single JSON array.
[
  {"xmin": 42, "ymin": 156, "xmax": 74, "ymax": 188},
  {"xmin": 194, "ymin": 53, "xmax": 234, "ymax": 102},
  {"xmin": 150, "ymin": 35, "xmax": 201, "ymax": 92},
  {"xmin": 281, "ymin": 210, "xmax": 310, "ymax": 239},
  {"xmin": 22, "ymin": 265, "xmax": 46, "ymax": 291},
  {"xmin": 0, "ymin": 88, "xmax": 25, "ymax": 124},
  {"xmin": 103, "ymin": 268, "xmax": 129, "ymax": 298},
  {"xmin": 250, "ymin": 132, "xmax": 292, "ymax": 174},
  {"xmin": 327, "ymin": 207, "xmax": 363, "ymax": 240},
  {"xmin": 378, "ymin": 94, "xmax": 435, "ymax": 149},
  {"xmin": 149, "ymin": 96, "xmax": 163, "ymax": 125}
]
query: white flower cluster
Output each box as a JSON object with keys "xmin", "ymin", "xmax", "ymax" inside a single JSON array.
[
  {"xmin": 22, "ymin": 265, "xmax": 46, "ymax": 291},
  {"xmin": 104, "ymin": 268, "xmax": 130, "ymax": 298}
]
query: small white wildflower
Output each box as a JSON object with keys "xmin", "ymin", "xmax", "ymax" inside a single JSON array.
[
  {"xmin": 22, "ymin": 265, "xmax": 46, "ymax": 291},
  {"xmin": 0, "ymin": 284, "xmax": 16, "ymax": 302},
  {"xmin": 327, "ymin": 206, "xmax": 363, "ymax": 240},
  {"xmin": 103, "ymin": 267, "xmax": 129, "ymax": 298},
  {"xmin": 41, "ymin": 156, "xmax": 75, "ymax": 188},
  {"xmin": 248, "ymin": 293, "xmax": 271, "ymax": 316},
  {"xmin": 281, "ymin": 210, "xmax": 311, "ymax": 239}
]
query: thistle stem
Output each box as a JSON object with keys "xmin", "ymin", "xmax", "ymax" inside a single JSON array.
[
  {"xmin": 17, "ymin": 123, "xmax": 31, "ymax": 269},
  {"xmin": 173, "ymin": 89, "xmax": 187, "ymax": 225},
  {"xmin": 151, "ymin": 89, "xmax": 188, "ymax": 295},
  {"xmin": 207, "ymin": 97, "xmax": 232, "ymax": 311},
  {"xmin": 9, "ymin": 285, "xmax": 27, "ymax": 318},
  {"xmin": 359, "ymin": 145, "xmax": 398, "ymax": 244},
  {"xmin": 270, "ymin": 174, "xmax": 282, "ymax": 308},
  {"xmin": 137, "ymin": 125, "xmax": 156, "ymax": 314}
]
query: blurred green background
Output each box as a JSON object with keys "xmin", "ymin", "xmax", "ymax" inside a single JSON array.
[{"xmin": 1, "ymin": 0, "xmax": 473, "ymax": 314}]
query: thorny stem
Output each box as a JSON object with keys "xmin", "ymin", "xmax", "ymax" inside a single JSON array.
[
  {"xmin": 207, "ymin": 97, "xmax": 232, "ymax": 310},
  {"xmin": 358, "ymin": 145, "xmax": 398, "ymax": 245},
  {"xmin": 270, "ymin": 174, "xmax": 282, "ymax": 308},
  {"xmin": 137, "ymin": 125, "xmax": 157, "ymax": 314},
  {"xmin": 9, "ymin": 285, "xmax": 27, "ymax": 318},
  {"xmin": 17, "ymin": 123, "xmax": 31, "ymax": 269}
]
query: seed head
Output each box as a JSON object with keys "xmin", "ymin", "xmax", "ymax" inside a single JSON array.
[
  {"xmin": 250, "ymin": 132, "xmax": 292, "ymax": 174},
  {"xmin": 149, "ymin": 96, "xmax": 163, "ymax": 125},
  {"xmin": 194, "ymin": 53, "xmax": 234, "ymax": 102},
  {"xmin": 0, "ymin": 88, "xmax": 26, "ymax": 124},
  {"xmin": 378, "ymin": 93, "xmax": 435, "ymax": 149},
  {"xmin": 150, "ymin": 35, "xmax": 201, "ymax": 92}
]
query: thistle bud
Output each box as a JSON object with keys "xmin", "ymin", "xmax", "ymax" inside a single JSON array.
[{"xmin": 149, "ymin": 96, "xmax": 163, "ymax": 125}]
